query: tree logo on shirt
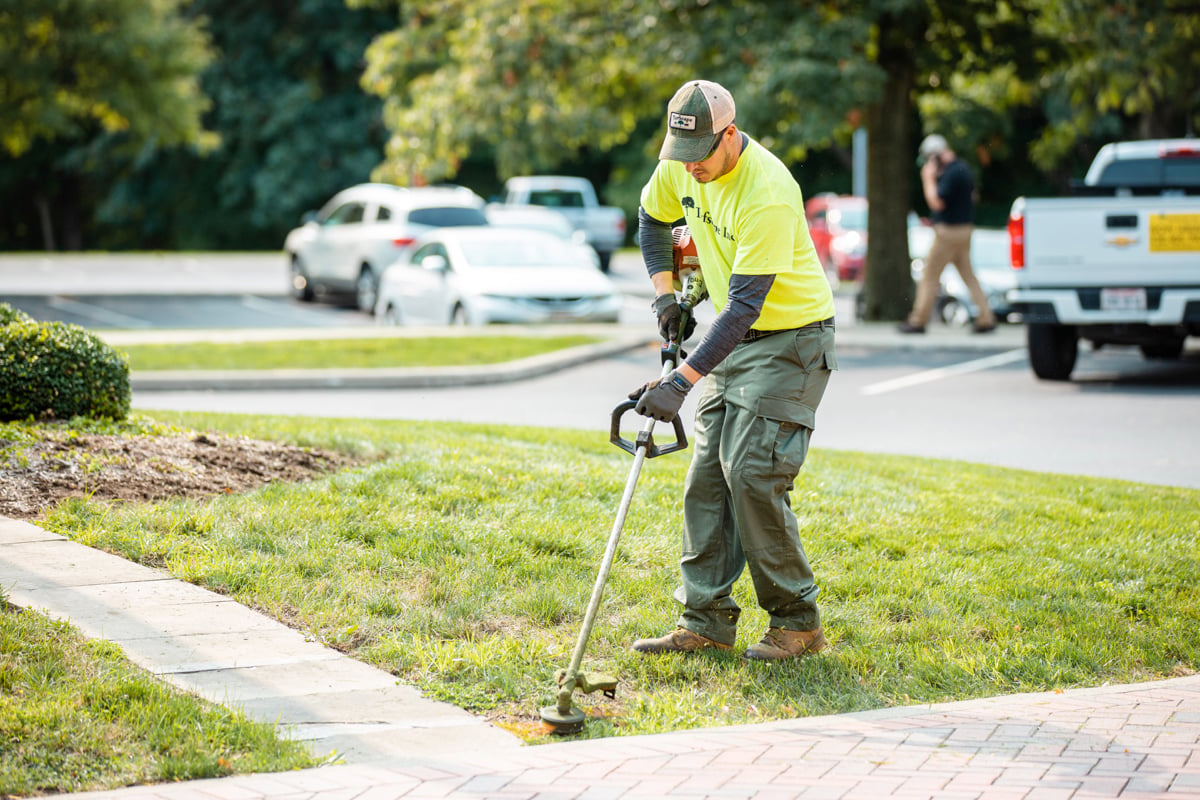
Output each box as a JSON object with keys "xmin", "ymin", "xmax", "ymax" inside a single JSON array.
[{"xmin": 679, "ymin": 196, "xmax": 734, "ymax": 244}]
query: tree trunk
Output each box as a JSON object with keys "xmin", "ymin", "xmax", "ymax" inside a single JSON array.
[
  {"xmin": 860, "ymin": 19, "xmax": 918, "ymax": 322},
  {"xmin": 34, "ymin": 193, "xmax": 57, "ymax": 252},
  {"xmin": 60, "ymin": 174, "xmax": 85, "ymax": 251}
]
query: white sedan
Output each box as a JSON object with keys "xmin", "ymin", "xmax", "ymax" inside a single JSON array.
[{"xmin": 374, "ymin": 227, "xmax": 624, "ymax": 326}]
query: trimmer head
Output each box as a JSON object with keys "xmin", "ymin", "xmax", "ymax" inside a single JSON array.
[{"xmin": 539, "ymin": 703, "xmax": 587, "ymax": 735}]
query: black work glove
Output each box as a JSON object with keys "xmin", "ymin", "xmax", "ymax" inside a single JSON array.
[
  {"xmin": 651, "ymin": 293, "xmax": 697, "ymax": 343},
  {"xmin": 629, "ymin": 369, "xmax": 693, "ymax": 422}
]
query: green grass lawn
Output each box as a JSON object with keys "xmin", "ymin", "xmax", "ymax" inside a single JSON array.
[
  {"xmin": 116, "ymin": 334, "xmax": 602, "ymax": 371},
  {"xmin": 0, "ymin": 597, "xmax": 320, "ymax": 796},
  {"xmin": 31, "ymin": 410, "xmax": 1200, "ymax": 751}
]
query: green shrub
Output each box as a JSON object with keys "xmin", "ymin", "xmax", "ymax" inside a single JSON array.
[
  {"xmin": 0, "ymin": 321, "xmax": 131, "ymax": 421},
  {"xmin": 0, "ymin": 302, "xmax": 33, "ymax": 326}
]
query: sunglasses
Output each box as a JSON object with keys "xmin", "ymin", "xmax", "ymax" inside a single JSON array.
[{"xmin": 698, "ymin": 128, "xmax": 728, "ymax": 162}]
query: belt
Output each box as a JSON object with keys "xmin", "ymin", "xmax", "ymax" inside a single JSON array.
[{"xmin": 741, "ymin": 317, "xmax": 835, "ymax": 343}]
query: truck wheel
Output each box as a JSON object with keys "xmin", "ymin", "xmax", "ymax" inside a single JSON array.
[
  {"xmin": 596, "ymin": 250, "xmax": 612, "ymax": 273},
  {"xmin": 1141, "ymin": 337, "xmax": 1185, "ymax": 360},
  {"xmin": 1028, "ymin": 324, "xmax": 1077, "ymax": 381}
]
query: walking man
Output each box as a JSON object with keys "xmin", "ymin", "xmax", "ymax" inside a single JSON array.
[
  {"xmin": 899, "ymin": 134, "xmax": 996, "ymax": 333},
  {"xmin": 628, "ymin": 79, "xmax": 837, "ymax": 660}
]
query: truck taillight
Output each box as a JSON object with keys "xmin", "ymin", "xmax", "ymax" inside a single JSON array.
[
  {"xmin": 1008, "ymin": 201, "xmax": 1025, "ymax": 269},
  {"xmin": 1160, "ymin": 145, "xmax": 1200, "ymax": 159}
]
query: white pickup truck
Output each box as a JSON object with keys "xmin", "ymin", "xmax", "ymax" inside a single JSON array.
[
  {"xmin": 500, "ymin": 176, "xmax": 626, "ymax": 272},
  {"xmin": 1008, "ymin": 138, "xmax": 1200, "ymax": 380}
]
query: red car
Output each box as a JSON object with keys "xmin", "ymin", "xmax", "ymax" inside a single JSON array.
[{"xmin": 805, "ymin": 193, "xmax": 867, "ymax": 282}]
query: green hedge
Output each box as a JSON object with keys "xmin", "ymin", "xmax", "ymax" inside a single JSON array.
[
  {"xmin": 0, "ymin": 303, "xmax": 32, "ymax": 326},
  {"xmin": 0, "ymin": 310, "xmax": 131, "ymax": 421}
]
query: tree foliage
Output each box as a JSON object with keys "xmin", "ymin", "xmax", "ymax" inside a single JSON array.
[
  {"xmin": 360, "ymin": 0, "xmax": 1056, "ymax": 320},
  {"xmin": 358, "ymin": 1, "xmax": 885, "ymax": 184},
  {"xmin": 96, "ymin": 0, "xmax": 400, "ymax": 250},
  {"xmin": 2, "ymin": 0, "xmax": 1196, "ymax": 265},
  {"xmin": 359, "ymin": 0, "xmax": 691, "ymax": 185},
  {"xmin": 1026, "ymin": 0, "xmax": 1200, "ymax": 170},
  {"xmin": 0, "ymin": 0, "xmax": 397, "ymax": 250},
  {"xmin": 0, "ymin": 0, "xmax": 215, "ymax": 158}
]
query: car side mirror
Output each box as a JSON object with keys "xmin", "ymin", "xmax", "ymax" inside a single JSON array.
[
  {"xmin": 421, "ymin": 254, "xmax": 449, "ymax": 272},
  {"xmin": 302, "ymin": 210, "xmax": 318, "ymax": 225}
]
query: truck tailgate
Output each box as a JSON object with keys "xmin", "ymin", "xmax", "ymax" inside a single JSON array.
[{"xmin": 1021, "ymin": 196, "xmax": 1200, "ymax": 286}]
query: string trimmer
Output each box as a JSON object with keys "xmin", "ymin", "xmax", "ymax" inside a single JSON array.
[{"xmin": 540, "ymin": 263, "xmax": 707, "ymax": 735}]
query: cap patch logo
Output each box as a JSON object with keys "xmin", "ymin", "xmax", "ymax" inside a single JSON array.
[{"xmin": 669, "ymin": 112, "xmax": 697, "ymax": 131}]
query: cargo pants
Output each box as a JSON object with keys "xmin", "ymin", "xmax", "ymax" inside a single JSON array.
[{"xmin": 674, "ymin": 322, "xmax": 836, "ymax": 646}]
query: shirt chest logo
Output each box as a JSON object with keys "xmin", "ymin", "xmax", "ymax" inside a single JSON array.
[{"xmin": 678, "ymin": 196, "xmax": 734, "ymax": 244}]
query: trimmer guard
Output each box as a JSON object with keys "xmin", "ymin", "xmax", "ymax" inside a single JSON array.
[{"xmin": 609, "ymin": 399, "xmax": 688, "ymax": 457}]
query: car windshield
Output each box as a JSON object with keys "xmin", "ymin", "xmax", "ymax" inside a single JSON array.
[
  {"xmin": 408, "ymin": 207, "xmax": 488, "ymax": 227},
  {"xmin": 829, "ymin": 206, "xmax": 867, "ymax": 230},
  {"xmin": 527, "ymin": 190, "xmax": 585, "ymax": 208},
  {"xmin": 458, "ymin": 238, "xmax": 581, "ymax": 268}
]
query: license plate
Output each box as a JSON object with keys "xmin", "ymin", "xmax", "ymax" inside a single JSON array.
[
  {"xmin": 1149, "ymin": 213, "xmax": 1200, "ymax": 252},
  {"xmin": 1100, "ymin": 287, "xmax": 1147, "ymax": 311}
]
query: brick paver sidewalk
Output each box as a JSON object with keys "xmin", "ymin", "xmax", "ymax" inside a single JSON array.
[{"xmin": 66, "ymin": 675, "xmax": 1200, "ymax": 799}]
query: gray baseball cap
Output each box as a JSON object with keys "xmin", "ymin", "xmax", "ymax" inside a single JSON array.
[
  {"xmin": 659, "ymin": 80, "xmax": 736, "ymax": 162},
  {"xmin": 918, "ymin": 134, "xmax": 949, "ymax": 164}
]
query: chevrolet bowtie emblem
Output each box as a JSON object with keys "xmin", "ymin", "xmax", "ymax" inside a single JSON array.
[{"xmin": 1104, "ymin": 235, "xmax": 1139, "ymax": 247}]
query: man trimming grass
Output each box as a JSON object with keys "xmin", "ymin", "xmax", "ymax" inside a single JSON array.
[{"xmin": 628, "ymin": 79, "xmax": 837, "ymax": 661}]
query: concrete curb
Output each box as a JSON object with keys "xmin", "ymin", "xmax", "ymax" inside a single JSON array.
[{"xmin": 128, "ymin": 332, "xmax": 656, "ymax": 391}]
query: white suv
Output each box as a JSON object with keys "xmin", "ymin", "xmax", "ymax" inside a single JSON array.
[{"xmin": 284, "ymin": 183, "xmax": 488, "ymax": 311}]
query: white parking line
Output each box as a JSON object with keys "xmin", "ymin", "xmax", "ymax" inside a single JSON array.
[
  {"xmin": 861, "ymin": 348, "xmax": 1028, "ymax": 396},
  {"xmin": 47, "ymin": 296, "xmax": 152, "ymax": 328}
]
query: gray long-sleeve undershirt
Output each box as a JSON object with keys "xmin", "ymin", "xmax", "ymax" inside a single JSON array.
[{"xmin": 638, "ymin": 207, "xmax": 776, "ymax": 377}]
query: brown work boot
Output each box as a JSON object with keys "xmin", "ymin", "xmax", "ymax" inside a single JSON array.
[
  {"xmin": 744, "ymin": 627, "xmax": 828, "ymax": 661},
  {"xmin": 631, "ymin": 628, "xmax": 732, "ymax": 654}
]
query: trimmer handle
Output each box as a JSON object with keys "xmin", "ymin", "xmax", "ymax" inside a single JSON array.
[
  {"xmin": 610, "ymin": 400, "xmax": 688, "ymax": 457},
  {"xmin": 610, "ymin": 271, "xmax": 703, "ymax": 458}
]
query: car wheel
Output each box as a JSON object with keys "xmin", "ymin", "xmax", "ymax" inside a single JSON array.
[
  {"xmin": 381, "ymin": 303, "xmax": 402, "ymax": 326},
  {"xmin": 355, "ymin": 266, "xmax": 378, "ymax": 314},
  {"xmin": 1140, "ymin": 337, "xmax": 1186, "ymax": 360},
  {"xmin": 291, "ymin": 257, "xmax": 314, "ymax": 302},
  {"xmin": 1027, "ymin": 323, "xmax": 1077, "ymax": 381},
  {"xmin": 938, "ymin": 297, "xmax": 971, "ymax": 327},
  {"xmin": 450, "ymin": 304, "xmax": 468, "ymax": 326},
  {"xmin": 597, "ymin": 250, "xmax": 612, "ymax": 273}
]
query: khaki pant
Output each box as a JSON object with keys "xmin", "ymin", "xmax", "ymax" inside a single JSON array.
[
  {"xmin": 674, "ymin": 325, "xmax": 835, "ymax": 645},
  {"xmin": 908, "ymin": 223, "xmax": 996, "ymax": 328}
]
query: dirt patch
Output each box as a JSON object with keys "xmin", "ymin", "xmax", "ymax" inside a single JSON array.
[{"xmin": 0, "ymin": 431, "xmax": 358, "ymax": 520}]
